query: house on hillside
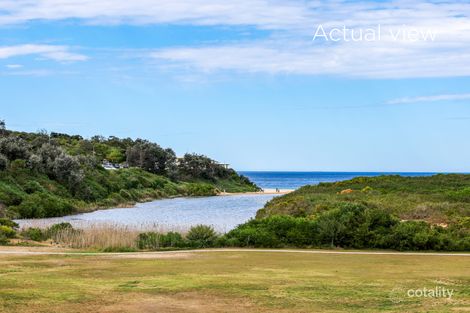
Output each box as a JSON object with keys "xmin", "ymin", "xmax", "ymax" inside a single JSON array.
[
  {"xmin": 102, "ymin": 160, "xmax": 129, "ymax": 170},
  {"xmin": 215, "ymin": 161, "xmax": 230, "ymax": 169}
]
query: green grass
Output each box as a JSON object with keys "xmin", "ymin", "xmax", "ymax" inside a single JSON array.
[{"xmin": 0, "ymin": 250, "xmax": 469, "ymax": 312}]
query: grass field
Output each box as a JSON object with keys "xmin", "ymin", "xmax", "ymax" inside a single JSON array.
[{"xmin": 0, "ymin": 249, "xmax": 469, "ymax": 312}]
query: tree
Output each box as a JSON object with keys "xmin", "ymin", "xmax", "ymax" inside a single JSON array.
[
  {"xmin": 177, "ymin": 153, "xmax": 231, "ymax": 181},
  {"xmin": 106, "ymin": 147, "xmax": 125, "ymax": 163},
  {"xmin": 126, "ymin": 140, "xmax": 175, "ymax": 175},
  {"xmin": 28, "ymin": 143, "xmax": 84, "ymax": 190},
  {"xmin": 0, "ymin": 136, "xmax": 31, "ymax": 161},
  {"xmin": 0, "ymin": 120, "xmax": 5, "ymax": 136},
  {"xmin": 315, "ymin": 209, "xmax": 348, "ymax": 247}
]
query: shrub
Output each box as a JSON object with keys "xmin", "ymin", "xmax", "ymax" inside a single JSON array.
[
  {"xmin": 137, "ymin": 232, "xmax": 161, "ymax": 250},
  {"xmin": 47, "ymin": 222, "xmax": 74, "ymax": 238},
  {"xmin": 313, "ymin": 203, "xmax": 399, "ymax": 248},
  {"xmin": 74, "ymin": 178, "xmax": 108, "ymax": 202},
  {"xmin": 226, "ymin": 203, "xmax": 467, "ymax": 251},
  {"xmin": 151, "ymin": 177, "xmax": 167, "ymax": 189},
  {"xmin": 15, "ymin": 192, "xmax": 74, "ymax": 218},
  {"xmin": 23, "ymin": 181, "xmax": 45, "ymax": 194},
  {"xmin": 119, "ymin": 189, "xmax": 134, "ymax": 200},
  {"xmin": 0, "ymin": 218, "xmax": 19, "ymax": 228},
  {"xmin": 184, "ymin": 183, "xmax": 217, "ymax": 196},
  {"xmin": 314, "ymin": 204, "xmax": 359, "ymax": 248},
  {"xmin": 21, "ymin": 227, "xmax": 46, "ymax": 241},
  {"xmin": 0, "ymin": 234, "xmax": 8, "ymax": 245},
  {"xmin": 447, "ymin": 187, "xmax": 470, "ymax": 202},
  {"xmin": 0, "ymin": 181, "xmax": 24, "ymax": 206},
  {"xmin": 228, "ymin": 215, "xmax": 317, "ymax": 247},
  {"xmin": 186, "ymin": 225, "xmax": 218, "ymax": 248},
  {"xmin": 0, "ymin": 225, "xmax": 16, "ymax": 238},
  {"xmin": 389, "ymin": 221, "xmax": 439, "ymax": 251},
  {"xmin": 137, "ymin": 231, "xmax": 186, "ymax": 250},
  {"xmin": 0, "ymin": 136, "xmax": 31, "ymax": 161},
  {"xmin": 161, "ymin": 232, "xmax": 185, "ymax": 248},
  {"xmin": 226, "ymin": 227, "xmax": 280, "ymax": 248}
]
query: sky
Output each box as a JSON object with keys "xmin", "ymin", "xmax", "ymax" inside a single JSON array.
[{"xmin": 1, "ymin": 0, "xmax": 470, "ymax": 172}]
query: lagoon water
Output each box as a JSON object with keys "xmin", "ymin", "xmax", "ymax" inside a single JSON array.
[
  {"xmin": 17, "ymin": 172, "xmax": 437, "ymax": 232},
  {"xmin": 16, "ymin": 194, "xmax": 278, "ymax": 233}
]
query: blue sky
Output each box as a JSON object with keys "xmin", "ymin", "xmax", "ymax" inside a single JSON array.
[{"xmin": 1, "ymin": 0, "xmax": 470, "ymax": 172}]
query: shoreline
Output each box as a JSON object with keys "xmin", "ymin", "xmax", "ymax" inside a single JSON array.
[
  {"xmin": 14, "ymin": 190, "xmax": 286, "ymax": 229},
  {"xmin": 218, "ymin": 188, "xmax": 294, "ymax": 196}
]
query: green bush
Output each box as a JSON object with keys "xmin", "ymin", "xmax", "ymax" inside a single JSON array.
[
  {"xmin": 0, "ymin": 181, "xmax": 24, "ymax": 206},
  {"xmin": 23, "ymin": 181, "xmax": 45, "ymax": 194},
  {"xmin": 119, "ymin": 189, "xmax": 134, "ymax": 200},
  {"xmin": 184, "ymin": 183, "xmax": 217, "ymax": 196},
  {"xmin": 0, "ymin": 225, "xmax": 16, "ymax": 238},
  {"xmin": 161, "ymin": 232, "xmax": 185, "ymax": 248},
  {"xmin": 447, "ymin": 187, "xmax": 470, "ymax": 202},
  {"xmin": 21, "ymin": 227, "xmax": 46, "ymax": 242},
  {"xmin": 225, "ymin": 203, "xmax": 468, "ymax": 251},
  {"xmin": 47, "ymin": 222, "xmax": 74, "ymax": 238},
  {"xmin": 0, "ymin": 218, "xmax": 19, "ymax": 228},
  {"xmin": 389, "ymin": 221, "xmax": 442, "ymax": 251},
  {"xmin": 0, "ymin": 234, "xmax": 8, "ymax": 245},
  {"xmin": 226, "ymin": 215, "xmax": 316, "ymax": 247},
  {"xmin": 186, "ymin": 225, "xmax": 218, "ymax": 248},
  {"xmin": 15, "ymin": 192, "xmax": 74, "ymax": 218},
  {"xmin": 226, "ymin": 227, "xmax": 280, "ymax": 248},
  {"xmin": 137, "ymin": 231, "xmax": 186, "ymax": 250},
  {"xmin": 137, "ymin": 232, "xmax": 161, "ymax": 250},
  {"xmin": 151, "ymin": 177, "xmax": 167, "ymax": 189}
]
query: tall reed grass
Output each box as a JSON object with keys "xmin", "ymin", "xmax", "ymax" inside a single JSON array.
[
  {"xmin": 42, "ymin": 223, "xmax": 191, "ymax": 250},
  {"xmin": 52, "ymin": 225, "xmax": 140, "ymax": 250}
]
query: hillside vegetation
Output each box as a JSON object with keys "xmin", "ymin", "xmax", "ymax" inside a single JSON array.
[
  {"xmin": 225, "ymin": 174, "xmax": 470, "ymax": 251},
  {"xmin": 257, "ymin": 174, "xmax": 470, "ymax": 224},
  {"xmin": 0, "ymin": 120, "xmax": 258, "ymax": 220}
]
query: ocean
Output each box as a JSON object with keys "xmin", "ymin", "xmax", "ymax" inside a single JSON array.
[{"xmin": 239, "ymin": 171, "xmax": 437, "ymax": 190}]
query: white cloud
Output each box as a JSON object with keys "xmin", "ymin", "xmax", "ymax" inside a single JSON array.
[
  {"xmin": 140, "ymin": 0, "xmax": 470, "ymax": 78},
  {"xmin": 150, "ymin": 39, "xmax": 470, "ymax": 79},
  {"xmin": 0, "ymin": 44, "xmax": 88, "ymax": 62},
  {"xmin": 5, "ymin": 64, "xmax": 23, "ymax": 68},
  {"xmin": 388, "ymin": 93, "xmax": 470, "ymax": 105},
  {"xmin": 0, "ymin": 0, "xmax": 311, "ymax": 30},
  {"xmin": 1, "ymin": 1, "xmax": 470, "ymax": 78}
]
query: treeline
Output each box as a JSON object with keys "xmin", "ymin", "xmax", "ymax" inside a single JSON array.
[
  {"xmin": 1, "ymin": 121, "xmax": 251, "ymax": 183},
  {"xmin": 0, "ymin": 120, "xmax": 258, "ymax": 219}
]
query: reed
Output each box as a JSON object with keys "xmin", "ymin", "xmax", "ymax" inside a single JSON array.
[
  {"xmin": 48, "ymin": 223, "xmax": 191, "ymax": 250},
  {"xmin": 52, "ymin": 224, "xmax": 140, "ymax": 250}
]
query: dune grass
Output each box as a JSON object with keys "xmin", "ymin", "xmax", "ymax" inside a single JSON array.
[
  {"xmin": 259, "ymin": 174, "xmax": 470, "ymax": 225},
  {"xmin": 0, "ymin": 250, "xmax": 469, "ymax": 312}
]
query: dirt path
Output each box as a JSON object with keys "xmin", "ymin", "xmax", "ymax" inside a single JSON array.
[{"xmin": 0, "ymin": 247, "xmax": 469, "ymax": 257}]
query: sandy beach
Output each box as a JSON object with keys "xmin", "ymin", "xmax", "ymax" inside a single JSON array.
[{"xmin": 219, "ymin": 188, "xmax": 294, "ymax": 196}]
